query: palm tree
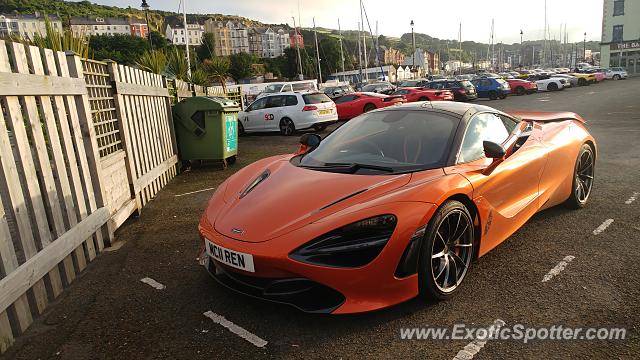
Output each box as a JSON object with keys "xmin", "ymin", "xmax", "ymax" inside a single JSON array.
[
  {"xmin": 203, "ymin": 57, "xmax": 231, "ymax": 93},
  {"xmin": 136, "ymin": 49, "xmax": 167, "ymax": 74}
]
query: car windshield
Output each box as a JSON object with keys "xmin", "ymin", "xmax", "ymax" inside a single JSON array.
[
  {"xmin": 263, "ymin": 84, "xmax": 283, "ymax": 93},
  {"xmin": 362, "ymin": 84, "xmax": 384, "ymax": 92},
  {"xmin": 302, "ymin": 93, "xmax": 332, "ymax": 104},
  {"xmin": 400, "ymin": 80, "xmax": 420, "ymax": 87},
  {"xmin": 297, "ymin": 110, "xmax": 458, "ymax": 174}
]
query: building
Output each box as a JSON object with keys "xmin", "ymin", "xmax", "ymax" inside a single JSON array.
[
  {"xmin": 600, "ymin": 0, "xmax": 640, "ymax": 74},
  {"xmin": 402, "ymin": 48, "xmax": 440, "ymax": 77},
  {"xmin": 290, "ymin": 30, "xmax": 304, "ymax": 49},
  {"xmin": 328, "ymin": 65, "xmax": 396, "ymax": 83},
  {"xmin": 129, "ymin": 18, "xmax": 148, "ymax": 38},
  {"xmin": 166, "ymin": 23, "xmax": 204, "ymax": 46},
  {"xmin": 204, "ymin": 19, "xmax": 231, "ymax": 56},
  {"xmin": 70, "ymin": 17, "xmax": 130, "ymax": 37},
  {"xmin": 227, "ymin": 21, "xmax": 249, "ymax": 54},
  {"xmin": 0, "ymin": 13, "xmax": 62, "ymax": 40},
  {"xmin": 380, "ymin": 46, "xmax": 405, "ymax": 65},
  {"xmin": 249, "ymin": 27, "xmax": 290, "ymax": 58}
]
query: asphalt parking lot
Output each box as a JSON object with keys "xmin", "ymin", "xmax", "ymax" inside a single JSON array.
[{"xmin": 2, "ymin": 78, "xmax": 639, "ymax": 360}]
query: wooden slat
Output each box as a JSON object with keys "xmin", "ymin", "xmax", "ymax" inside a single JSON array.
[
  {"xmin": 0, "ymin": 72, "xmax": 87, "ymax": 96},
  {"xmin": 113, "ymin": 81, "xmax": 170, "ymax": 97},
  {"xmin": 0, "ymin": 173, "xmax": 17, "ymax": 350},
  {"xmin": 133, "ymin": 155, "xmax": 178, "ymax": 193},
  {"xmin": 0, "ymin": 208, "xmax": 110, "ymax": 315}
]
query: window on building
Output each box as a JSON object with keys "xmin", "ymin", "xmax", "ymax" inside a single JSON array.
[
  {"xmin": 612, "ymin": 25, "xmax": 623, "ymax": 42},
  {"xmin": 613, "ymin": 0, "xmax": 624, "ymax": 16}
]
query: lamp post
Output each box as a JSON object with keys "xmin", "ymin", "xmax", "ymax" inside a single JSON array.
[
  {"xmin": 519, "ymin": 30, "xmax": 523, "ymax": 69},
  {"xmin": 410, "ymin": 20, "xmax": 415, "ymax": 79},
  {"xmin": 583, "ymin": 32, "xmax": 587, "ymax": 63},
  {"xmin": 140, "ymin": 0, "xmax": 152, "ymax": 48}
]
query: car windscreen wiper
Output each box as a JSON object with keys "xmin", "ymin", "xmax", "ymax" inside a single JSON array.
[{"xmin": 300, "ymin": 162, "xmax": 394, "ymax": 173}]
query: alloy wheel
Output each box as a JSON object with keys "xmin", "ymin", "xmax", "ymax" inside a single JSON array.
[
  {"xmin": 575, "ymin": 147, "xmax": 594, "ymax": 203},
  {"xmin": 430, "ymin": 209, "xmax": 474, "ymax": 293}
]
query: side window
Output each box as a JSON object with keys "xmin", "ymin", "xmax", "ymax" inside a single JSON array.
[
  {"xmin": 459, "ymin": 113, "xmax": 511, "ymax": 163},
  {"xmin": 267, "ymin": 95, "xmax": 285, "ymax": 108},
  {"xmin": 285, "ymin": 95, "xmax": 298, "ymax": 106},
  {"xmin": 283, "ymin": 84, "xmax": 293, "ymax": 92},
  {"xmin": 247, "ymin": 97, "xmax": 268, "ymax": 111},
  {"xmin": 334, "ymin": 95, "xmax": 358, "ymax": 104},
  {"xmin": 395, "ymin": 89, "xmax": 409, "ymax": 95},
  {"xmin": 499, "ymin": 115, "xmax": 518, "ymax": 134}
]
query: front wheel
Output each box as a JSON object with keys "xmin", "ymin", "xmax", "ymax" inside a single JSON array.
[
  {"xmin": 418, "ymin": 200, "xmax": 475, "ymax": 301},
  {"xmin": 363, "ymin": 103, "xmax": 376, "ymax": 113},
  {"xmin": 547, "ymin": 82, "xmax": 558, "ymax": 91},
  {"xmin": 515, "ymin": 86, "xmax": 525, "ymax": 96},
  {"xmin": 613, "ymin": 74, "xmax": 620, "ymax": 80},
  {"xmin": 566, "ymin": 144, "xmax": 595, "ymax": 209},
  {"xmin": 418, "ymin": 96, "xmax": 429, "ymax": 101},
  {"xmin": 488, "ymin": 91, "xmax": 498, "ymax": 100},
  {"xmin": 279, "ymin": 118, "xmax": 296, "ymax": 136},
  {"xmin": 499, "ymin": 93, "xmax": 507, "ymax": 99}
]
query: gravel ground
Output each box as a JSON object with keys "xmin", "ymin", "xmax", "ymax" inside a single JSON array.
[{"xmin": 2, "ymin": 78, "xmax": 639, "ymax": 360}]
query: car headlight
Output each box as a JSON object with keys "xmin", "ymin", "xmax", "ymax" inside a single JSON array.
[{"xmin": 289, "ymin": 215, "xmax": 397, "ymax": 268}]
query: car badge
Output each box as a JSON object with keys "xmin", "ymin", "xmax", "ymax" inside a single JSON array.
[{"xmin": 231, "ymin": 228, "xmax": 245, "ymax": 235}]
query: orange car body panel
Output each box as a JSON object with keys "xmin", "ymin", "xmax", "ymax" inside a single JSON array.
[{"xmin": 198, "ymin": 108, "xmax": 596, "ymax": 313}]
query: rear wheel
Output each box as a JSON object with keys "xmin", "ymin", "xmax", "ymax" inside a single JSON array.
[
  {"xmin": 418, "ymin": 200, "xmax": 474, "ymax": 301},
  {"xmin": 499, "ymin": 93, "xmax": 507, "ymax": 99},
  {"xmin": 515, "ymin": 86, "xmax": 525, "ymax": 95},
  {"xmin": 313, "ymin": 124, "xmax": 328, "ymax": 132},
  {"xmin": 547, "ymin": 82, "xmax": 558, "ymax": 91},
  {"xmin": 279, "ymin": 117, "xmax": 296, "ymax": 136},
  {"xmin": 363, "ymin": 103, "xmax": 376, "ymax": 113},
  {"xmin": 613, "ymin": 74, "xmax": 620, "ymax": 80},
  {"xmin": 566, "ymin": 144, "xmax": 595, "ymax": 209},
  {"xmin": 578, "ymin": 78, "xmax": 587, "ymax": 86},
  {"xmin": 488, "ymin": 91, "xmax": 498, "ymax": 100}
]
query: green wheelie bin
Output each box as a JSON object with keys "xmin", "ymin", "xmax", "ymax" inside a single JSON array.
[{"xmin": 172, "ymin": 96, "xmax": 240, "ymax": 166}]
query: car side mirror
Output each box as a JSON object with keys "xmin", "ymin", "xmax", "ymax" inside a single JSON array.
[
  {"xmin": 296, "ymin": 133, "xmax": 322, "ymax": 155},
  {"xmin": 483, "ymin": 141, "xmax": 506, "ymax": 159}
]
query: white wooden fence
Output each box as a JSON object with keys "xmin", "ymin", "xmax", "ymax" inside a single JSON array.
[{"xmin": 0, "ymin": 41, "xmax": 244, "ymax": 353}]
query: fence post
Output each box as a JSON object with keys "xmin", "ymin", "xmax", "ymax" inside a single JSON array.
[
  {"xmin": 65, "ymin": 51, "xmax": 112, "ymax": 246},
  {"xmin": 162, "ymin": 76, "xmax": 180, "ymax": 160}
]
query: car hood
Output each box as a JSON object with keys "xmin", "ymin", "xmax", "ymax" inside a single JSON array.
[{"xmin": 213, "ymin": 158, "xmax": 412, "ymax": 242}]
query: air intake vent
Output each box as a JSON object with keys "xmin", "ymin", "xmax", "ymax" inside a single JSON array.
[{"xmin": 239, "ymin": 169, "xmax": 270, "ymax": 199}]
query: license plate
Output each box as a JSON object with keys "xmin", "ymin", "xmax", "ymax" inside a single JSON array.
[
  {"xmin": 206, "ymin": 241, "xmax": 255, "ymax": 272},
  {"xmin": 318, "ymin": 109, "xmax": 331, "ymax": 115}
]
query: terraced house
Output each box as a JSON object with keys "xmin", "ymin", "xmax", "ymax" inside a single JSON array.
[
  {"xmin": 204, "ymin": 19, "xmax": 249, "ymax": 56},
  {"xmin": 0, "ymin": 12, "xmax": 62, "ymax": 40},
  {"xmin": 249, "ymin": 27, "xmax": 290, "ymax": 58}
]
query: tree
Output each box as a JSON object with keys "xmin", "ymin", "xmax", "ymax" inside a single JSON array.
[
  {"xmin": 136, "ymin": 49, "xmax": 167, "ymax": 74},
  {"xmin": 90, "ymin": 33, "xmax": 147, "ymax": 64},
  {"xmin": 229, "ymin": 52, "xmax": 255, "ymax": 81},
  {"xmin": 197, "ymin": 33, "xmax": 215, "ymax": 61},
  {"xmin": 203, "ymin": 57, "xmax": 231, "ymax": 92}
]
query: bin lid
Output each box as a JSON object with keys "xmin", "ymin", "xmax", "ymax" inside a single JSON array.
[{"xmin": 175, "ymin": 96, "xmax": 241, "ymax": 112}]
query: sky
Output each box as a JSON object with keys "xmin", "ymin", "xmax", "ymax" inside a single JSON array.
[{"xmin": 87, "ymin": 0, "xmax": 604, "ymax": 44}]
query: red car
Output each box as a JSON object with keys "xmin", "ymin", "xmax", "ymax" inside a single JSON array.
[
  {"xmin": 506, "ymin": 79, "xmax": 537, "ymax": 95},
  {"xmin": 334, "ymin": 92, "xmax": 405, "ymax": 120},
  {"xmin": 392, "ymin": 87, "xmax": 454, "ymax": 102}
]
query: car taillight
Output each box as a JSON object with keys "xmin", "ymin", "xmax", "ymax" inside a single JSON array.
[{"xmin": 302, "ymin": 105, "xmax": 317, "ymax": 111}]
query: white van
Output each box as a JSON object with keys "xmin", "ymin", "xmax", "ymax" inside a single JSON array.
[{"xmin": 255, "ymin": 81, "xmax": 317, "ymax": 99}]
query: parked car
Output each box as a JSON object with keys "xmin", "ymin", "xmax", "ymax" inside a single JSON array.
[
  {"xmin": 392, "ymin": 87, "xmax": 454, "ymax": 102},
  {"xmin": 256, "ymin": 81, "xmax": 317, "ymax": 99},
  {"xmin": 581, "ymin": 68, "xmax": 607, "ymax": 82},
  {"xmin": 424, "ymin": 80, "xmax": 478, "ymax": 102},
  {"xmin": 333, "ymin": 92, "xmax": 405, "ymax": 120},
  {"xmin": 238, "ymin": 92, "xmax": 337, "ymax": 135},
  {"xmin": 530, "ymin": 76, "xmax": 566, "ymax": 92},
  {"xmin": 604, "ymin": 67, "xmax": 628, "ymax": 80},
  {"xmin": 360, "ymin": 82, "xmax": 396, "ymax": 95},
  {"xmin": 323, "ymin": 85, "xmax": 354, "ymax": 99},
  {"xmin": 549, "ymin": 74, "xmax": 579, "ymax": 87},
  {"xmin": 398, "ymin": 79, "xmax": 430, "ymax": 88},
  {"xmin": 498, "ymin": 72, "xmax": 515, "ymax": 79},
  {"xmin": 570, "ymin": 72, "xmax": 597, "ymax": 86},
  {"xmin": 506, "ymin": 78, "xmax": 537, "ymax": 95},
  {"xmin": 470, "ymin": 77, "xmax": 510, "ymax": 100}
]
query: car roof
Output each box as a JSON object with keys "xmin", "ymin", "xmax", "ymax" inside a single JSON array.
[{"xmin": 382, "ymin": 100, "xmax": 499, "ymax": 117}]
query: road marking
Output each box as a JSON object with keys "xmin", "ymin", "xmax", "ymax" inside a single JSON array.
[
  {"xmin": 203, "ymin": 311, "xmax": 268, "ymax": 348},
  {"xmin": 453, "ymin": 319, "xmax": 505, "ymax": 360},
  {"xmin": 593, "ymin": 219, "xmax": 614, "ymax": 235},
  {"xmin": 625, "ymin": 192, "xmax": 639, "ymax": 204},
  {"xmin": 542, "ymin": 256, "xmax": 575, "ymax": 283},
  {"xmin": 174, "ymin": 187, "xmax": 217, "ymax": 197},
  {"xmin": 140, "ymin": 277, "xmax": 166, "ymax": 290}
]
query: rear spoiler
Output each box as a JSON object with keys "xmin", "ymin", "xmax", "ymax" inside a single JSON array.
[{"xmin": 508, "ymin": 111, "xmax": 586, "ymax": 124}]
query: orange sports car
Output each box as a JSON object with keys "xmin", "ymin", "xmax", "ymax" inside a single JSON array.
[{"xmin": 198, "ymin": 101, "xmax": 596, "ymax": 314}]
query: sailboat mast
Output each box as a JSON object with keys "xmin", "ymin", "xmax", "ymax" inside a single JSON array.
[
  {"xmin": 313, "ymin": 17, "xmax": 322, "ymax": 83},
  {"xmin": 338, "ymin": 18, "xmax": 345, "ymax": 73}
]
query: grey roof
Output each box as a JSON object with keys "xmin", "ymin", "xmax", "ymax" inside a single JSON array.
[
  {"xmin": 0, "ymin": 13, "xmax": 61, "ymax": 21},
  {"xmin": 70, "ymin": 17, "xmax": 130, "ymax": 26}
]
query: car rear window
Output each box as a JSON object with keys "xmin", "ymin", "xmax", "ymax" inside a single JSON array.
[{"xmin": 303, "ymin": 93, "xmax": 333, "ymax": 104}]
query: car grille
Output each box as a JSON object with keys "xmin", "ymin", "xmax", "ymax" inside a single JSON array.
[{"xmin": 207, "ymin": 260, "xmax": 345, "ymax": 313}]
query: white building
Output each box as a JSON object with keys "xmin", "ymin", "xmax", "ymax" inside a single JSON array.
[
  {"xmin": 249, "ymin": 27, "xmax": 290, "ymax": 58},
  {"xmin": 600, "ymin": 0, "xmax": 640, "ymax": 74},
  {"xmin": 70, "ymin": 17, "xmax": 130, "ymax": 37},
  {"xmin": 0, "ymin": 13, "xmax": 62, "ymax": 40},
  {"xmin": 227, "ymin": 21, "xmax": 249, "ymax": 54},
  {"xmin": 166, "ymin": 23, "xmax": 204, "ymax": 46}
]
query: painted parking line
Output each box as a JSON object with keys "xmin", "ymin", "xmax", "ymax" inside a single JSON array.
[
  {"xmin": 593, "ymin": 219, "xmax": 614, "ymax": 235},
  {"xmin": 140, "ymin": 277, "xmax": 166, "ymax": 290},
  {"xmin": 174, "ymin": 187, "xmax": 217, "ymax": 197},
  {"xmin": 453, "ymin": 319, "xmax": 506, "ymax": 360},
  {"xmin": 625, "ymin": 192, "xmax": 639, "ymax": 205},
  {"xmin": 203, "ymin": 311, "xmax": 268, "ymax": 348},
  {"xmin": 542, "ymin": 256, "xmax": 575, "ymax": 283}
]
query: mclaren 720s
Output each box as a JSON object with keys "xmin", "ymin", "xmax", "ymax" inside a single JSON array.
[{"xmin": 198, "ymin": 101, "xmax": 596, "ymax": 314}]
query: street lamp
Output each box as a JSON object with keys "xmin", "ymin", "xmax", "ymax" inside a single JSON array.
[
  {"xmin": 410, "ymin": 20, "xmax": 415, "ymax": 79},
  {"xmin": 519, "ymin": 30, "xmax": 523, "ymax": 68},
  {"xmin": 583, "ymin": 32, "xmax": 587, "ymax": 63},
  {"xmin": 140, "ymin": 0, "xmax": 153, "ymax": 48}
]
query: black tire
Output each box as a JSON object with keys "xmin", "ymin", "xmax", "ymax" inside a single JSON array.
[
  {"xmin": 313, "ymin": 124, "xmax": 328, "ymax": 132},
  {"xmin": 515, "ymin": 86, "xmax": 525, "ymax": 96},
  {"xmin": 566, "ymin": 143, "xmax": 595, "ymax": 209},
  {"xmin": 418, "ymin": 96, "xmax": 429, "ymax": 101},
  {"xmin": 578, "ymin": 78, "xmax": 587, "ymax": 86},
  {"xmin": 279, "ymin": 117, "xmax": 296, "ymax": 136},
  {"xmin": 499, "ymin": 93, "xmax": 507, "ymax": 99},
  {"xmin": 488, "ymin": 91, "xmax": 498, "ymax": 100},
  {"xmin": 226, "ymin": 155, "xmax": 237, "ymax": 165},
  {"xmin": 547, "ymin": 82, "xmax": 558, "ymax": 91},
  {"xmin": 237, "ymin": 121, "xmax": 245, "ymax": 136},
  {"xmin": 613, "ymin": 74, "xmax": 620, "ymax": 80},
  {"xmin": 418, "ymin": 200, "xmax": 475, "ymax": 301},
  {"xmin": 363, "ymin": 103, "xmax": 376, "ymax": 113}
]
